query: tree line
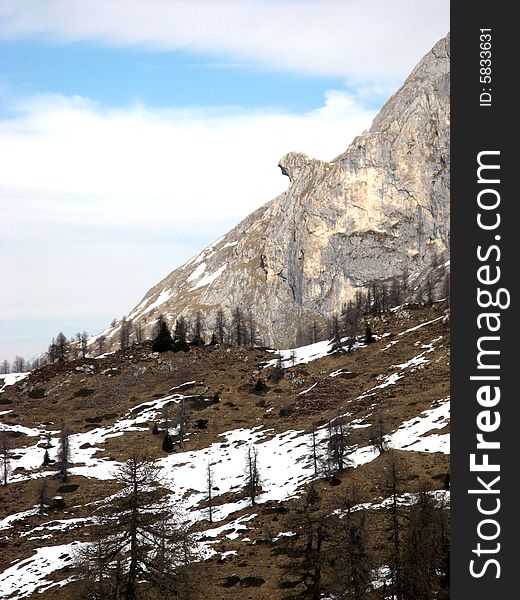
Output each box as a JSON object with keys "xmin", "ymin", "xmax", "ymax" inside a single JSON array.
[
  {"xmin": 149, "ymin": 306, "xmax": 262, "ymax": 353},
  {"xmin": 2, "ymin": 261, "xmax": 450, "ymax": 371},
  {"xmin": 297, "ymin": 264, "xmax": 450, "ymax": 348},
  {"xmin": 0, "ymin": 355, "xmax": 30, "ymax": 374},
  {"xmin": 18, "ymin": 305, "xmax": 263, "ymax": 368}
]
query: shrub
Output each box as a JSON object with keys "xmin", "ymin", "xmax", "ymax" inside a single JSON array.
[
  {"xmin": 162, "ymin": 432, "xmax": 175, "ymax": 452},
  {"xmin": 254, "ymin": 378, "xmax": 267, "ymax": 393},
  {"xmin": 57, "ymin": 484, "xmax": 79, "ymax": 493},
  {"xmin": 74, "ymin": 388, "xmax": 95, "ymax": 397}
]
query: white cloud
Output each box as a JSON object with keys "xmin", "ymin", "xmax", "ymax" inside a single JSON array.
[
  {"xmin": 0, "ymin": 0, "xmax": 449, "ymax": 83},
  {"xmin": 0, "ymin": 90, "xmax": 376, "ymax": 325},
  {"xmin": 0, "ymin": 1, "xmax": 449, "ymax": 359},
  {"xmin": 1, "ymin": 90, "xmax": 374, "ymax": 228}
]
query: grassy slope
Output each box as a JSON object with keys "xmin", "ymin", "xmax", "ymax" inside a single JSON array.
[{"xmin": 0, "ymin": 303, "xmax": 450, "ymax": 599}]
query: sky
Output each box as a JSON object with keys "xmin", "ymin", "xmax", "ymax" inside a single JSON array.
[{"xmin": 0, "ymin": 0, "xmax": 449, "ymax": 364}]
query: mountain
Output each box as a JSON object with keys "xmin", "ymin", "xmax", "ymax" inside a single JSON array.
[
  {"xmin": 0, "ymin": 303, "xmax": 450, "ymax": 599},
  {"xmin": 0, "ymin": 35, "xmax": 451, "ymax": 599},
  {"xmin": 101, "ymin": 34, "xmax": 449, "ymax": 348}
]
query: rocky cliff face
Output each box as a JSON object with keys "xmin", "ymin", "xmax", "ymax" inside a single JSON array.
[{"xmin": 102, "ymin": 34, "xmax": 450, "ymax": 349}]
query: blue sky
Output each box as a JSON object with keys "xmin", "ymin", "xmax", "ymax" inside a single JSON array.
[
  {"xmin": 0, "ymin": 0, "xmax": 449, "ymax": 364},
  {"xmin": 1, "ymin": 40, "xmax": 352, "ymax": 116}
]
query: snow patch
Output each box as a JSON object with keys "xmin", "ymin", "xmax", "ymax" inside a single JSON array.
[
  {"xmin": 189, "ymin": 264, "xmax": 227, "ymax": 291},
  {"xmin": 388, "ymin": 397, "xmax": 450, "ymax": 453},
  {"xmin": 142, "ymin": 288, "xmax": 174, "ymax": 315},
  {"xmin": 329, "ymin": 369, "xmax": 353, "ymax": 378},
  {"xmin": 0, "ymin": 542, "xmax": 85, "ymax": 599},
  {"xmin": 298, "ymin": 382, "xmax": 318, "ymax": 395},
  {"xmin": 399, "ymin": 316, "xmax": 444, "ymax": 336},
  {"xmin": 0, "ymin": 372, "xmax": 30, "ymax": 392},
  {"xmin": 0, "ymin": 507, "xmax": 40, "ymax": 532},
  {"xmin": 267, "ymin": 339, "xmax": 332, "ymax": 367},
  {"xmin": 343, "ymin": 490, "xmax": 450, "ymax": 514},
  {"xmin": 187, "ymin": 262, "xmax": 206, "ymax": 283}
]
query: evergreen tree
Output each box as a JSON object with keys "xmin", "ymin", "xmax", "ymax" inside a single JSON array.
[
  {"xmin": 134, "ymin": 322, "xmax": 144, "ymax": 344},
  {"xmin": 152, "ymin": 316, "xmax": 173, "ymax": 352},
  {"xmin": 192, "ymin": 311, "xmax": 205, "ymax": 346},
  {"xmin": 364, "ymin": 323, "xmax": 375, "ymax": 344},
  {"xmin": 120, "ymin": 317, "xmax": 132, "ymax": 351},
  {"xmin": 74, "ymin": 332, "xmax": 83, "ymax": 358},
  {"xmin": 311, "ymin": 320, "xmax": 320, "ymax": 344},
  {"xmin": 365, "ymin": 288, "xmax": 372, "ymax": 314},
  {"xmin": 246, "ymin": 311, "xmax": 259, "ymax": 347},
  {"xmin": 309, "ymin": 429, "xmax": 320, "ymax": 475},
  {"xmin": 57, "ymin": 423, "xmax": 72, "ymax": 482},
  {"xmin": 289, "ymin": 349, "xmax": 297, "ymax": 367},
  {"xmin": 271, "ymin": 356, "xmax": 285, "ymax": 382},
  {"xmin": 162, "ymin": 432, "xmax": 174, "ymax": 453},
  {"xmin": 343, "ymin": 301, "xmax": 360, "ymax": 351},
  {"xmin": 355, "ymin": 290, "xmax": 365, "ymax": 313},
  {"xmin": 55, "ymin": 332, "xmax": 69, "ymax": 362},
  {"xmin": 231, "ymin": 307, "xmax": 246, "ymax": 346},
  {"xmin": 214, "ymin": 308, "xmax": 227, "ymax": 345},
  {"xmin": 42, "ymin": 448, "xmax": 52, "ymax": 466},
  {"xmin": 401, "ymin": 266, "xmax": 410, "ymax": 294},
  {"xmin": 371, "ymin": 282, "xmax": 381, "ymax": 315},
  {"xmin": 173, "ymin": 317, "xmax": 189, "ymax": 351},
  {"xmin": 329, "ymin": 312, "xmax": 343, "ymax": 351},
  {"xmin": 254, "ymin": 377, "xmax": 267, "ymax": 393},
  {"xmin": 390, "ymin": 276, "xmax": 402, "ymax": 308},
  {"xmin": 381, "ymin": 282, "xmax": 389, "ymax": 312},
  {"xmin": 284, "ymin": 484, "xmax": 325, "ymax": 600}
]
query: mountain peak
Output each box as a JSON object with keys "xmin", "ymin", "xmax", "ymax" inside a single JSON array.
[
  {"xmin": 101, "ymin": 35, "xmax": 450, "ymax": 349},
  {"xmin": 278, "ymin": 152, "xmax": 322, "ymax": 182}
]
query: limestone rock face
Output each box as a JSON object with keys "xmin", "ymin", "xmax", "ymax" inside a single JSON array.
[{"xmin": 105, "ymin": 34, "xmax": 450, "ymax": 349}]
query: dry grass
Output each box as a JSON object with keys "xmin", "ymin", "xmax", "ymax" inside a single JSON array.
[{"xmin": 0, "ymin": 303, "xmax": 450, "ymax": 598}]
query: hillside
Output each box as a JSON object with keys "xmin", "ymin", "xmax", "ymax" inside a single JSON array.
[
  {"xmin": 0, "ymin": 303, "xmax": 449, "ymax": 599},
  {"xmin": 96, "ymin": 34, "xmax": 449, "ymax": 350}
]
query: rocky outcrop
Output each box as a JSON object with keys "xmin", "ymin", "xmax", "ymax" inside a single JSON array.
[{"xmin": 101, "ymin": 34, "xmax": 450, "ymax": 349}]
